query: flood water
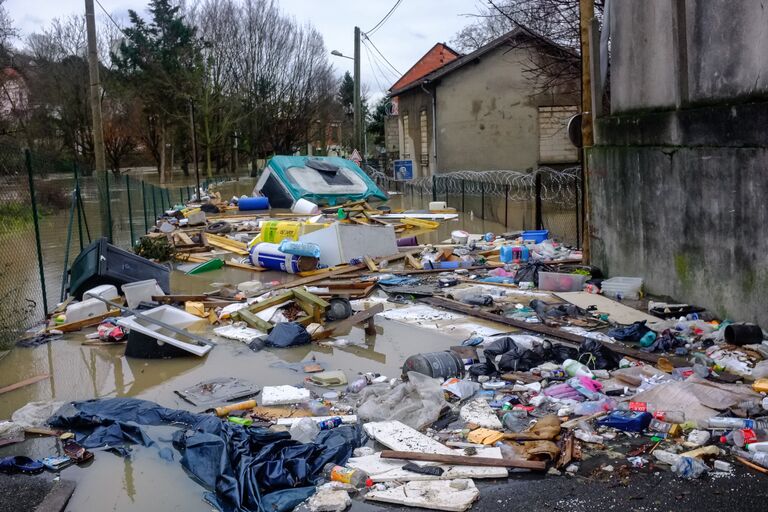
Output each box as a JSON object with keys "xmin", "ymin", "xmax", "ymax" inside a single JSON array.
[{"xmin": 0, "ymin": 171, "xmax": 573, "ymax": 511}]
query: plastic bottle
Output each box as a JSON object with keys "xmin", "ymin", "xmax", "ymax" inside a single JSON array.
[
  {"xmin": 653, "ymin": 410, "xmax": 685, "ymax": 424},
  {"xmin": 639, "ymin": 331, "xmax": 657, "ymax": 348},
  {"xmin": 733, "ymin": 428, "xmax": 768, "ymax": 448},
  {"xmin": 707, "ymin": 417, "xmax": 756, "ymax": 429},
  {"xmin": 502, "ymin": 410, "xmax": 529, "ymax": 432},
  {"xmin": 290, "ymin": 417, "xmax": 320, "ymax": 443},
  {"xmin": 719, "ymin": 431, "xmax": 736, "ymax": 445},
  {"xmin": 653, "ymin": 449, "xmax": 682, "ymax": 466},
  {"xmin": 732, "ymin": 448, "xmax": 768, "ymax": 469},
  {"xmin": 746, "ymin": 441, "xmax": 768, "ymax": 453},
  {"xmin": 347, "ymin": 376, "xmax": 369, "ymax": 394},
  {"xmin": 317, "ymin": 417, "xmax": 343, "ymax": 431},
  {"xmin": 322, "ymin": 463, "xmax": 371, "ymax": 488},
  {"xmin": 278, "ymin": 239, "xmax": 321, "ymax": 258},
  {"xmin": 574, "ymin": 398, "xmax": 615, "ymax": 416},
  {"xmin": 562, "ymin": 359, "xmax": 595, "ymax": 379},
  {"xmin": 499, "ymin": 244, "xmax": 513, "ymax": 264}
]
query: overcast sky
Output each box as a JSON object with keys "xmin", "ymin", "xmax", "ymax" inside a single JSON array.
[{"xmin": 5, "ymin": 0, "xmax": 484, "ymax": 96}]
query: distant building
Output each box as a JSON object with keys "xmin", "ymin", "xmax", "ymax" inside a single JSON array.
[{"xmin": 385, "ymin": 29, "xmax": 580, "ymax": 178}]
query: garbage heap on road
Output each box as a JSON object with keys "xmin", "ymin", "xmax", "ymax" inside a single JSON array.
[{"xmin": 4, "ymin": 189, "xmax": 768, "ymax": 512}]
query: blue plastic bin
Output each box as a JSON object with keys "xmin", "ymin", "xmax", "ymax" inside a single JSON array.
[{"xmin": 522, "ymin": 230, "xmax": 549, "ymax": 243}]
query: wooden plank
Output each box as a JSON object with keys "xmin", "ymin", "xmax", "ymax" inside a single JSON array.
[
  {"xmin": 405, "ymin": 253, "xmax": 423, "ymax": 270},
  {"xmin": 292, "ymin": 287, "xmax": 330, "ymax": 309},
  {"xmin": 555, "ymin": 291, "xmax": 663, "ymax": 327},
  {"xmin": 235, "ymin": 309, "xmax": 273, "ymax": 332},
  {"xmin": 364, "ymin": 255, "xmax": 379, "ymax": 272},
  {"xmin": 0, "ymin": 374, "xmax": 49, "ymax": 395},
  {"xmin": 204, "ymin": 234, "xmax": 249, "ymax": 255},
  {"xmin": 81, "ymin": 340, "xmax": 126, "ymax": 347},
  {"xmin": 379, "ymin": 450, "xmax": 546, "ymax": 470},
  {"xmin": 421, "ymin": 296, "xmax": 680, "ymax": 366},
  {"xmin": 52, "ymin": 309, "xmax": 121, "ymax": 333},
  {"xmin": 247, "ymin": 291, "xmax": 295, "ymax": 313}
]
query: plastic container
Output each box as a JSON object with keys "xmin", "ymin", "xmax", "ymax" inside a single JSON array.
[
  {"xmin": 499, "ymin": 244, "xmax": 513, "ymax": 264},
  {"xmin": 733, "ymin": 428, "xmax": 768, "ymax": 448},
  {"xmin": 600, "ymin": 277, "xmax": 643, "ymax": 300},
  {"xmin": 538, "ymin": 272, "xmax": 588, "ymax": 292},
  {"xmin": 752, "ymin": 379, "xmax": 768, "ymax": 393},
  {"xmin": 322, "ymin": 463, "xmax": 370, "ymax": 488},
  {"xmin": 290, "ymin": 417, "xmax": 320, "ymax": 443},
  {"xmin": 117, "ymin": 304, "xmax": 212, "ymax": 357},
  {"xmin": 65, "ymin": 298, "xmax": 108, "ymax": 323},
  {"xmin": 746, "ymin": 441, "xmax": 768, "ymax": 453},
  {"xmin": 121, "ymin": 279, "xmax": 164, "ymax": 309},
  {"xmin": 574, "ymin": 398, "xmax": 615, "ymax": 416},
  {"xmin": 563, "ymin": 359, "xmax": 595, "ymax": 379},
  {"xmin": 707, "ymin": 417, "xmax": 756, "ymax": 429},
  {"xmin": 724, "ymin": 323, "xmax": 764, "ymax": 346},
  {"xmin": 402, "ymin": 351, "xmax": 465, "ymax": 379},
  {"xmin": 68, "ymin": 238, "xmax": 171, "ymax": 299},
  {"xmin": 291, "ymin": 198, "xmax": 319, "ymax": 214},
  {"xmin": 278, "ymin": 239, "xmax": 321, "ymax": 258},
  {"xmin": 238, "ymin": 196, "xmax": 270, "ymax": 211},
  {"xmin": 522, "ymin": 230, "xmax": 549, "ymax": 243},
  {"xmin": 82, "ymin": 284, "xmax": 118, "ymax": 301},
  {"xmin": 732, "ymin": 449, "xmax": 768, "ymax": 469},
  {"xmin": 249, "ymin": 242, "xmax": 317, "ymax": 273},
  {"xmin": 597, "ymin": 411, "xmax": 652, "ymax": 432},
  {"xmin": 347, "ymin": 376, "xmax": 369, "ymax": 394}
]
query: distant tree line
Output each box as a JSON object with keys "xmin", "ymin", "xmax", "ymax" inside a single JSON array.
[{"xmin": 0, "ymin": 0, "xmax": 366, "ymax": 181}]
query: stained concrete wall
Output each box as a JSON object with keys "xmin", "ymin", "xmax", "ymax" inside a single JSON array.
[{"xmin": 591, "ymin": 0, "xmax": 768, "ymax": 324}]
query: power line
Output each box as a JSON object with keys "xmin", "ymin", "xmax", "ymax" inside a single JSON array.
[
  {"xmin": 94, "ymin": 0, "xmax": 126, "ymax": 35},
  {"xmin": 362, "ymin": 33, "xmax": 402, "ymax": 76},
  {"xmin": 362, "ymin": 38, "xmax": 399, "ymax": 85},
  {"xmin": 364, "ymin": 0, "xmax": 404, "ymax": 36},
  {"xmin": 361, "ymin": 39, "xmax": 389, "ymax": 93}
]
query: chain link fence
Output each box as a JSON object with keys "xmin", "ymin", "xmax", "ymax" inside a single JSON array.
[
  {"xmin": 0, "ymin": 144, "xmax": 253, "ymax": 350},
  {"xmin": 366, "ymin": 165, "xmax": 583, "ymax": 247}
]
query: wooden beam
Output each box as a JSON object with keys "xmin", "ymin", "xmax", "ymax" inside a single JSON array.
[
  {"xmin": 52, "ymin": 309, "xmax": 121, "ymax": 333},
  {"xmin": 0, "ymin": 374, "xmax": 49, "ymax": 395},
  {"xmin": 292, "ymin": 287, "xmax": 330, "ymax": 309},
  {"xmin": 235, "ymin": 309, "xmax": 273, "ymax": 332},
  {"xmin": 312, "ymin": 303, "xmax": 384, "ymax": 340},
  {"xmin": 379, "ymin": 450, "xmax": 546, "ymax": 471},
  {"xmin": 364, "ymin": 255, "xmax": 379, "ymax": 272},
  {"xmin": 422, "ymin": 296, "xmax": 683, "ymax": 366}
]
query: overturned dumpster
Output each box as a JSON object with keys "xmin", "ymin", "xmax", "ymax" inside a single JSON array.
[{"xmin": 255, "ymin": 156, "xmax": 388, "ymax": 208}]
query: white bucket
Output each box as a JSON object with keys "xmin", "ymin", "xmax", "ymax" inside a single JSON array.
[
  {"xmin": 429, "ymin": 201, "xmax": 448, "ymax": 210},
  {"xmin": 292, "ymin": 198, "xmax": 320, "ymax": 215}
]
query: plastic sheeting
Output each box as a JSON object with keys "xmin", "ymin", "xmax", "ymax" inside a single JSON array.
[{"xmin": 48, "ymin": 398, "xmax": 363, "ymax": 512}]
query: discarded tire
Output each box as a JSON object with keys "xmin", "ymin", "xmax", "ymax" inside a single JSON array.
[{"xmin": 205, "ymin": 221, "xmax": 232, "ymax": 234}]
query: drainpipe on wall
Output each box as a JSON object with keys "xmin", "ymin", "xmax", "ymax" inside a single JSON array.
[{"xmin": 421, "ymin": 81, "xmax": 438, "ymax": 175}]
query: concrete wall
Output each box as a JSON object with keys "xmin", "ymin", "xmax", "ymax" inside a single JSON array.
[
  {"xmin": 610, "ymin": 0, "xmax": 768, "ymax": 112},
  {"xmin": 435, "ymin": 46, "xmax": 579, "ymax": 172},
  {"xmin": 394, "ymin": 89, "xmax": 435, "ymax": 178},
  {"xmin": 591, "ymin": 0, "xmax": 768, "ymax": 324}
]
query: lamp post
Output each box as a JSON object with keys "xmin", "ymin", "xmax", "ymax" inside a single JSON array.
[{"xmin": 331, "ymin": 26, "xmax": 362, "ymax": 154}]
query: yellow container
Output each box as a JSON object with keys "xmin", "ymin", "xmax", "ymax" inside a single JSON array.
[
  {"xmin": 248, "ymin": 221, "xmax": 328, "ymax": 248},
  {"xmin": 752, "ymin": 378, "xmax": 768, "ymax": 393}
]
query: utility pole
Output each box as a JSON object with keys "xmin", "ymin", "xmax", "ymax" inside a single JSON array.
[
  {"xmin": 85, "ymin": 0, "xmax": 109, "ymax": 238},
  {"xmin": 189, "ymin": 100, "xmax": 201, "ymax": 199},
  {"xmin": 353, "ymin": 26, "xmax": 362, "ymax": 155},
  {"xmin": 579, "ymin": 0, "xmax": 594, "ymax": 262}
]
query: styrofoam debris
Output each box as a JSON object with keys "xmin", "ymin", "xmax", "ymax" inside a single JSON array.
[{"xmin": 261, "ymin": 385, "xmax": 310, "ymax": 406}]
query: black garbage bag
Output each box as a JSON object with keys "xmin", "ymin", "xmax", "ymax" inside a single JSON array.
[
  {"xmin": 530, "ymin": 299, "xmax": 586, "ymax": 319},
  {"xmin": 468, "ymin": 362, "xmax": 495, "ymax": 377},
  {"xmin": 549, "ymin": 344, "xmax": 579, "ymax": 363},
  {"xmin": 607, "ymin": 321, "xmax": 651, "ymax": 343},
  {"xmin": 498, "ymin": 348, "xmax": 544, "ymax": 372},
  {"xmin": 514, "ymin": 262, "xmax": 555, "ymax": 286},
  {"xmin": 577, "ymin": 339, "xmax": 622, "ymax": 370},
  {"xmin": 48, "ymin": 398, "xmax": 363, "ymax": 512},
  {"xmin": 265, "ymin": 322, "xmax": 311, "ymax": 348}
]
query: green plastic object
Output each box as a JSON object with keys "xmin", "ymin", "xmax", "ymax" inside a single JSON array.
[
  {"xmin": 186, "ymin": 258, "xmax": 224, "ymax": 275},
  {"xmin": 227, "ymin": 416, "xmax": 253, "ymax": 426}
]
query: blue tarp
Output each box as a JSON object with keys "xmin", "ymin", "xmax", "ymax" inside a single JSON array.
[{"xmin": 48, "ymin": 398, "xmax": 363, "ymax": 512}]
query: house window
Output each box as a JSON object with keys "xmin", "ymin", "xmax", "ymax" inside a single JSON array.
[
  {"xmin": 419, "ymin": 109, "xmax": 429, "ymax": 166},
  {"xmin": 402, "ymin": 113, "xmax": 410, "ymax": 158},
  {"xmin": 538, "ymin": 106, "xmax": 579, "ymax": 164}
]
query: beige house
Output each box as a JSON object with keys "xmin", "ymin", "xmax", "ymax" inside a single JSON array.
[{"xmin": 386, "ymin": 29, "xmax": 581, "ymax": 177}]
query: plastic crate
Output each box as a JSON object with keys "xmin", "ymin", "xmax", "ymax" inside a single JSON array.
[
  {"xmin": 522, "ymin": 230, "xmax": 549, "ymax": 243},
  {"xmin": 601, "ymin": 277, "xmax": 643, "ymax": 300},
  {"xmin": 538, "ymin": 271, "xmax": 589, "ymax": 292}
]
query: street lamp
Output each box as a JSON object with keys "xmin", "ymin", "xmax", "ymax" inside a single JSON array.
[
  {"xmin": 330, "ymin": 26, "xmax": 362, "ymax": 154},
  {"xmin": 331, "ymin": 50, "xmax": 353, "ymax": 60}
]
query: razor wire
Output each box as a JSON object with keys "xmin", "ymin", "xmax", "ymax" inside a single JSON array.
[{"xmin": 364, "ymin": 165, "xmax": 581, "ymax": 206}]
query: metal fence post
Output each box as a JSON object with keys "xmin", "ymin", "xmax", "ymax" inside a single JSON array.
[
  {"xmin": 575, "ymin": 174, "xmax": 581, "ymax": 249},
  {"xmin": 179, "ymin": 188, "xmax": 184, "ymax": 205},
  {"xmin": 105, "ymin": 171, "xmax": 113, "ymax": 241},
  {"xmin": 25, "ymin": 149, "xmax": 48, "ymax": 316},
  {"xmin": 432, "ymin": 175, "xmax": 437, "ymax": 202},
  {"xmin": 461, "ymin": 180, "xmax": 465, "ymax": 213},
  {"xmin": 151, "ymin": 184, "xmax": 158, "ymax": 222},
  {"xmin": 74, "ymin": 164, "xmax": 84, "ymax": 250},
  {"xmin": 187, "ymin": 186, "xmax": 191, "ymax": 201},
  {"xmin": 141, "ymin": 180, "xmax": 148, "ymax": 234},
  {"xmin": 126, "ymin": 175, "xmax": 135, "ymax": 246},
  {"xmin": 165, "ymin": 188, "xmax": 172, "ymax": 209},
  {"xmin": 535, "ymin": 171, "xmax": 543, "ymax": 230},
  {"xmin": 481, "ymin": 181, "xmax": 485, "ymax": 220},
  {"xmin": 505, "ymin": 184, "xmax": 509, "ymax": 227}
]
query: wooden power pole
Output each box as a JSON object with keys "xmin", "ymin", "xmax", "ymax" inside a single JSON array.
[
  {"xmin": 579, "ymin": 0, "xmax": 594, "ymax": 262},
  {"xmin": 353, "ymin": 26, "xmax": 362, "ymax": 155},
  {"xmin": 85, "ymin": 0, "xmax": 109, "ymax": 237}
]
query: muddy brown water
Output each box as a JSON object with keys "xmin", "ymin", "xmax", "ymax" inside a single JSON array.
[{"xmin": 0, "ymin": 173, "xmax": 574, "ymax": 510}]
